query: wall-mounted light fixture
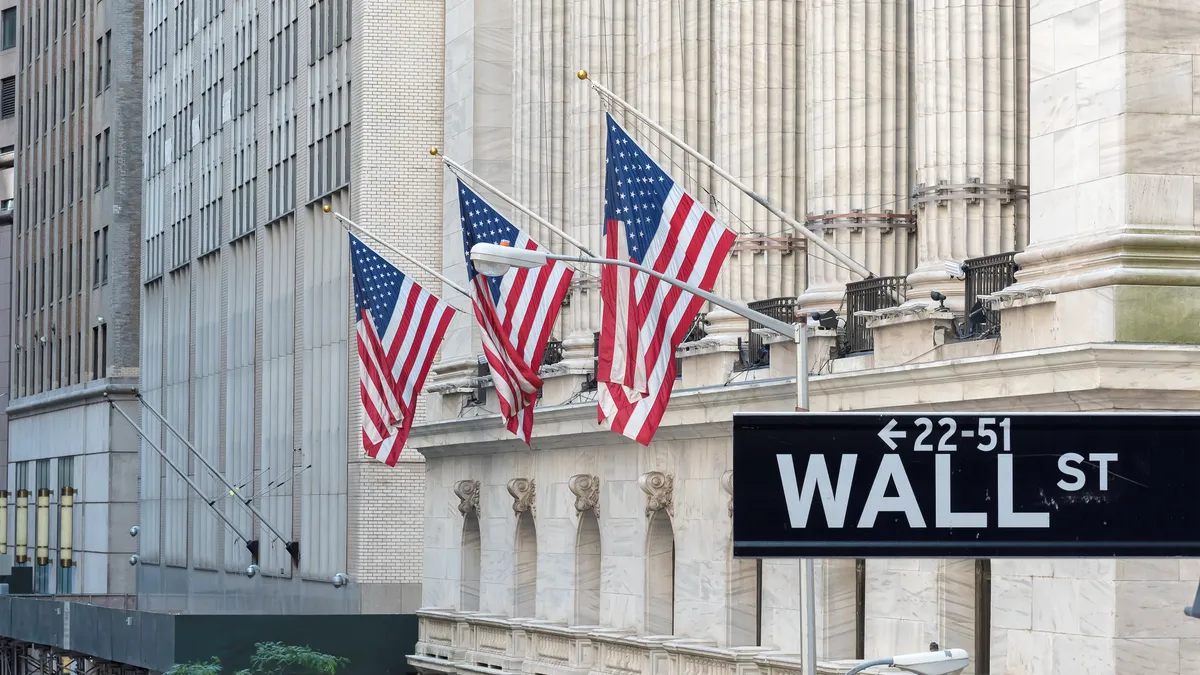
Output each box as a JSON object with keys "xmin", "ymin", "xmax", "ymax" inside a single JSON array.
[
  {"xmin": 0, "ymin": 490, "xmax": 8, "ymax": 555},
  {"xmin": 15, "ymin": 489, "xmax": 29, "ymax": 564},
  {"xmin": 36, "ymin": 487, "xmax": 51, "ymax": 566},
  {"xmin": 60, "ymin": 487, "xmax": 76, "ymax": 568}
]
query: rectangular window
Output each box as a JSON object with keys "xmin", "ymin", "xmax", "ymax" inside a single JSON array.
[
  {"xmin": 92, "ymin": 230, "xmax": 100, "ymax": 286},
  {"xmin": 1, "ymin": 8, "xmax": 14, "ymax": 50},
  {"xmin": 103, "ymin": 128, "xmax": 110, "ymax": 185},
  {"xmin": 2, "ymin": 76, "xmax": 16, "ymax": 120},
  {"xmin": 64, "ymin": 335, "xmax": 71, "ymax": 385},
  {"xmin": 93, "ymin": 133, "xmax": 101, "ymax": 190},
  {"xmin": 91, "ymin": 327, "xmax": 98, "ymax": 380},
  {"xmin": 104, "ymin": 30, "xmax": 111, "ymax": 88},
  {"xmin": 66, "ymin": 242, "xmax": 72, "ymax": 293},
  {"xmin": 101, "ymin": 226, "xmax": 109, "ymax": 283},
  {"xmin": 94, "ymin": 34, "xmax": 103, "ymax": 93}
]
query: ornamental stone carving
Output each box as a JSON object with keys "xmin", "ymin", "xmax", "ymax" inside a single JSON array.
[
  {"xmin": 721, "ymin": 470, "xmax": 734, "ymax": 517},
  {"xmin": 507, "ymin": 478, "xmax": 536, "ymax": 515},
  {"xmin": 568, "ymin": 474, "xmax": 600, "ymax": 517},
  {"xmin": 638, "ymin": 471, "xmax": 674, "ymax": 518},
  {"xmin": 455, "ymin": 480, "xmax": 481, "ymax": 517}
]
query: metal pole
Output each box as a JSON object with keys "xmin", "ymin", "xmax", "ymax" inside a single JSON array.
[
  {"xmin": 109, "ymin": 400, "xmax": 254, "ymax": 544},
  {"xmin": 544, "ymin": 251, "xmax": 795, "ymax": 338},
  {"xmin": 433, "ymin": 149, "xmax": 598, "ymax": 258},
  {"xmin": 578, "ymin": 71, "xmax": 873, "ymax": 280},
  {"xmin": 326, "ymin": 207, "xmax": 474, "ymax": 300},
  {"xmin": 136, "ymin": 394, "xmax": 294, "ymax": 548}
]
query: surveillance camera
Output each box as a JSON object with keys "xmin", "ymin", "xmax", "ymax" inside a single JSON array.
[
  {"xmin": 943, "ymin": 260, "xmax": 965, "ymax": 280},
  {"xmin": 332, "ymin": 573, "xmax": 349, "ymax": 588},
  {"xmin": 930, "ymin": 291, "xmax": 946, "ymax": 303},
  {"xmin": 97, "ymin": 317, "xmax": 105, "ymax": 324},
  {"xmin": 246, "ymin": 564, "xmax": 261, "ymax": 578},
  {"xmin": 130, "ymin": 525, "xmax": 140, "ymax": 537},
  {"xmin": 128, "ymin": 554, "xmax": 140, "ymax": 566}
]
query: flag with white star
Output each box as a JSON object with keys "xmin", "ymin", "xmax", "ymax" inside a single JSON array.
[
  {"xmin": 458, "ymin": 179, "xmax": 574, "ymax": 444},
  {"xmin": 351, "ymin": 232, "xmax": 455, "ymax": 466},
  {"xmin": 596, "ymin": 113, "xmax": 737, "ymax": 445}
]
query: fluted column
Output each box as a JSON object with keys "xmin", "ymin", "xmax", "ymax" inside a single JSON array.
[
  {"xmin": 706, "ymin": 0, "xmax": 806, "ymax": 344},
  {"xmin": 906, "ymin": 0, "xmax": 1029, "ymax": 310},
  {"xmin": 798, "ymin": 0, "xmax": 915, "ymax": 313},
  {"xmin": 562, "ymin": 0, "xmax": 638, "ymax": 368}
]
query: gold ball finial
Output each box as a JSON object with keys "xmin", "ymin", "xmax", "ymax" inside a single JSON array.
[
  {"xmin": 577, "ymin": 69, "xmax": 588, "ymax": 80},
  {"xmin": 322, "ymin": 204, "xmax": 331, "ymax": 213},
  {"xmin": 429, "ymin": 147, "xmax": 439, "ymax": 156}
]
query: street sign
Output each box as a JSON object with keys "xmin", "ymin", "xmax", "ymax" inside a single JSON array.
[{"xmin": 733, "ymin": 412, "xmax": 1200, "ymax": 558}]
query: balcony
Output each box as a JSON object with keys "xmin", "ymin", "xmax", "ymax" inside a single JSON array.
[
  {"xmin": 409, "ymin": 610, "xmax": 873, "ymax": 675},
  {"xmin": 844, "ymin": 276, "xmax": 907, "ymax": 354},
  {"xmin": 734, "ymin": 297, "xmax": 798, "ymax": 372},
  {"xmin": 962, "ymin": 252, "xmax": 1018, "ymax": 339}
]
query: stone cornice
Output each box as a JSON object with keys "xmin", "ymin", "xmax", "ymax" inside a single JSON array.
[{"xmin": 411, "ymin": 343, "xmax": 1200, "ymax": 456}]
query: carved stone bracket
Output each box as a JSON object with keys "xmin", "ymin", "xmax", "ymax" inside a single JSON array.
[
  {"xmin": 507, "ymin": 478, "xmax": 536, "ymax": 515},
  {"xmin": 720, "ymin": 470, "xmax": 734, "ymax": 518},
  {"xmin": 638, "ymin": 471, "xmax": 674, "ymax": 518},
  {"xmin": 455, "ymin": 480, "xmax": 481, "ymax": 517},
  {"xmin": 568, "ymin": 474, "xmax": 600, "ymax": 517}
]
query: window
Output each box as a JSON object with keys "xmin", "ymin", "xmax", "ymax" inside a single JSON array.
[
  {"xmin": 1, "ymin": 8, "xmax": 14, "ymax": 51},
  {"xmin": 1, "ymin": 76, "xmax": 14, "ymax": 119},
  {"xmin": 94, "ymin": 34, "xmax": 103, "ymax": 92},
  {"xmin": 93, "ymin": 133, "xmax": 101, "ymax": 190},
  {"xmin": 92, "ymin": 230, "xmax": 101, "ymax": 286},
  {"xmin": 102, "ymin": 226, "xmax": 109, "ymax": 283},
  {"xmin": 103, "ymin": 128, "xmax": 110, "ymax": 185},
  {"xmin": 66, "ymin": 242, "xmax": 72, "ymax": 292},
  {"xmin": 104, "ymin": 30, "xmax": 111, "ymax": 88}
]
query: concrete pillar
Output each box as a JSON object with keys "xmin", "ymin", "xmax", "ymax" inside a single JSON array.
[
  {"xmin": 706, "ymin": 0, "xmax": 806, "ymax": 345},
  {"xmin": 798, "ymin": 0, "xmax": 915, "ymax": 313},
  {"xmin": 561, "ymin": 0, "xmax": 638, "ymax": 370},
  {"xmin": 906, "ymin": 0, "xmax": 1030, "ymax": 310},
  {"xmin": 996, "ymin": 0, "xmax": 1200, "ymax": 354}
]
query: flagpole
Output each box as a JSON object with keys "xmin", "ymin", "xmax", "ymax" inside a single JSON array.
[
  {"xmin": 431, "ymin": 148, "xmax": 598, "ymax": 259},
  {"xmin": 325, "ymin": 205, "xmax": 473, "ymax": 301},
  {"xmin": 577, "ymin": 70, "xmax": 873, "ymax": 281}
]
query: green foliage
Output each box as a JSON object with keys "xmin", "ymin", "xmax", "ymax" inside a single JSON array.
[
  {"xmin": 165, "ymin": 642, "xmax": 350, "ymax": 675},
  {"xmin": 165, "ymin": 657, "xmax": 223, "ymax": 675}
]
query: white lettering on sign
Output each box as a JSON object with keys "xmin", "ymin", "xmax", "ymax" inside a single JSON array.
[
  {"xmin": 998, "ymin": 454, "xmax": 1049, "ymax": 528},
  {"xmin": 1090, "ymin": 453, "xmax": 1118, "ymax": 491},
  {"xmin": 1057, "ymin": 453, "xmax": 1086, "ymax": 491},
  {"xmin": 776, "ymin": 454, "xmax": 857, "ymax": 528},
  {"xmin": 935, "ymin": 455, "xmax": 987, "ymax": 527},
  {"xmin": 858, "ymin": 454, "xmax": 926, "ymax": 528}
]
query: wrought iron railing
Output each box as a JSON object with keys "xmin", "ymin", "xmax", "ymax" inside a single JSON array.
[
  {"xmin": 735, "ymin": 297, "xmax": 798, "ymax": 371},
  {"xmin": 541, "ymin": 338, "xmax": 564, "ymax": 366},
  {"xmin": 581, "ymin": 332, "xmax": 600, "ymax": 392},
  {"xmin": 963, "ymin": 252, "xmax": 1017, "ymax": 338},
  {"xmin": 845, "ymin": 276, "xmax": 907, "ymax": 354}
]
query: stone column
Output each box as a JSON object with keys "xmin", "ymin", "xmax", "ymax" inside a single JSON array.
[
  {"xmin": 905, "ymin": 0, "xmax": 1030, "ymax": 310},
  {"xmin": 560, "ymin": 0, "xmax": 638, "ymax": 372},
  {"xmin": 995, "ymin": 0, "xmax": 1200, "ymax": 353},
  {"xmin": 705, "ymin": 0, "xmax": 806, "ymax": 345},
  {"xmin": 798, "ymin": 0, "xmax": 915, "ymax": 313}
]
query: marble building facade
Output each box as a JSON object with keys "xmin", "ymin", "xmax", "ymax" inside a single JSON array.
[{"xmin": 407, "ymin": 0, "xmax": 1200, "ymax": 674}]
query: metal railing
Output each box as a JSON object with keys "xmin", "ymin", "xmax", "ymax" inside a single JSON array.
[
  {"xmin": 735, "ymin": 297, "xmax": 798, "ymax": 371},
  {"xmin": 963, "ymin": 252, "xmax": 1018, "ymax": 338},
  {"xmin": 845, "ymin": 276, "xmax": 907, "ymax": 354},
  {"xmin": 541, "ymin": 338, "xmax": 564, "ymax": 366}
]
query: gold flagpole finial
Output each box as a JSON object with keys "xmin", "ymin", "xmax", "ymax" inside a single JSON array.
[
  {"xmin": 430, "ymin": 147, "xmax": 440, "ymax": 156},
  {"xmin": 576, "ymin": 69, "xmax": 588, "ymax": 80},
  {"xmin": 322, "ymin": 204, "xmax": 331, "ymax": 213}
]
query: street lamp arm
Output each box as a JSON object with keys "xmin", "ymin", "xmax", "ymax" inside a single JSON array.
[
  {"xmin": 545, "ymin": 251, "xmax": 797, "ymax": 338},
  {"xmin": 844, "ymin": 659, "xmax": 894, "ymax": 675}
]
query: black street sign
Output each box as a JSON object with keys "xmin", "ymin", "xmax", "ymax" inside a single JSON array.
[{"xmin": 733, "ymin": 412, "xmax": 1200, "ymax": 558}]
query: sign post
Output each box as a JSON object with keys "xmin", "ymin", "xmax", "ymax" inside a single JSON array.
[{"xmin": 733, "ymin": 412, "xmax": 1200, "ymax": 558}]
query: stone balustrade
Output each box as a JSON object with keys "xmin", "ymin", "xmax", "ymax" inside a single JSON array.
[{"xmin": 409, "ymin": 610, "xmax": 896, "ymax": 675}]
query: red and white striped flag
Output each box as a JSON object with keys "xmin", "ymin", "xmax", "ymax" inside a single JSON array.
[
  {"xmin": 597, "ymin": 114, "xmax": 737, "ymax": 445},
  {"xmin": 351, "ymin": 233, "xmax": 455, "ymax": 465},
  {"xmin": 457, "ymin": 180, "xmax": 573, "ymax": 443}
]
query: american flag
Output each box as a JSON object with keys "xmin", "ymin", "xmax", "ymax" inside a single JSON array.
[
  {"xmin": 351, "ymin": 233, "xmax": 456, "ymax": 466},
  {"xmin": 458, "ymin": 180, "xmax": 574, "ymax": 443},
  {"xmin": 597, "ymin": 114, "xmax": 737, "ymax": 445}
]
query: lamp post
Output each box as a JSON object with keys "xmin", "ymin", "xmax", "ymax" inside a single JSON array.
[{"xmin": 843, "ymin": 649, "xmax": 971, "ymax": 675}]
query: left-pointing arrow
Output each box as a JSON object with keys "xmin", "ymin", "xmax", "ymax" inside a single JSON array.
[{"xmin": 878, "ymin": 419, "xmax": 906, "ymax": 450}]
